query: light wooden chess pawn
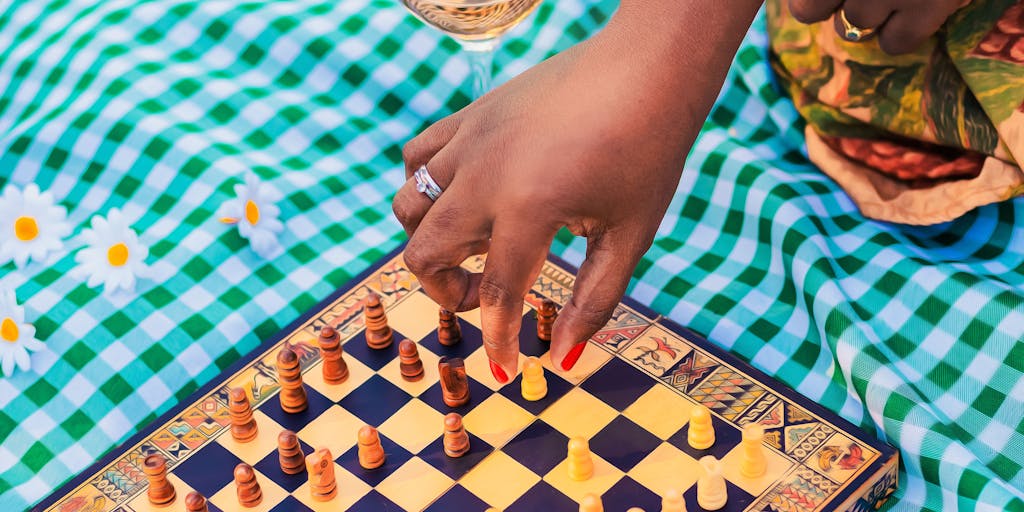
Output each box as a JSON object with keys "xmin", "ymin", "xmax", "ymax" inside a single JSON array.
[
  {"xmin": 520, "ymin": 356, "xmax": 547, "ymax": 401},
  {"xmin": 358, "ymin": 425, "xmax": 386, "ymax": 469},
  {"xmin": 318, "ymin": 326, "xmax": 349, "ymax": 384},
  {"xmin": 363, "ymin": 292, "xmax": 393, "ymax": 349},
  {"xmin": 741, "ymin": 423, "xmax": 767, "ymax": 478},
  {"xmin": 234, "ymin": 463, "xmax": 263, "ymax": 508},
  {"xmin": 278, "ymin": 430, "xmax": 305, "ymax": 475},
  {"xmin": 443, "ymin": 412, "xmax": 470, "ymax": 457},
  {"xmin": 277, "ymin": 344, "xmax": 308, "ymax": 414},
  {"xmin": 567, "ymin": 436, "xmax": 594, "ymax": 481},
  {"xmin": 306, "ymin": 448, "xmax": 337, "ymax": 502},
  {"xmin": 438, "ymin": 356, "xmax": 469, "ymax": 407},
  {"xmin": 661, "ymin": 488, "xmax": 686, "ymax": 512},
  {"xmin": 579, "ymin": 493, "xmax": 603, "ymax": 512},
  {"xmin": 185, "ymin": 491, "xmax": 208, "ymax": 512},
  {"xmin": 437, "ymin": 308, "xmax": 461, "ymax": 346},
  {"xmin": 697, "ymin": 456, "xmax": 727, "ymax": 511},
  {"xmin": 536, "ymin": 299, "xmax": 557, "ymax": 342},
  {"xmin": 687, "ymin": 405, "xmax": 715, "ymax": 450},
  {"xmin": 399, "ymin": 338, "xmax": 424, "ymax": 382},
  {"xmin": 228, "ymin": 387, "xmax": 258, "ymax": 443},
  {"xmin": 143, "ymin": 453, "xmax": 175, "ymax": 506}
]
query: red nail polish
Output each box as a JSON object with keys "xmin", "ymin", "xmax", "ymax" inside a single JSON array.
[
  {"xmin": 561, "ymin": 342, "xmax": 587, "ymax": 371},
  {"xmin": 489, "ymin": 359, "xmax": 509, "ymax": 384}
]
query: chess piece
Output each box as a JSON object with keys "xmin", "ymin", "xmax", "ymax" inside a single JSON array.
[
  {"xmin": 234, "ymin": 463, "xmax": 263, "ymax": 508},
  {"xmin": 443, "ymin": 412, "xmax": 470, "ymax": 457},
  {"xmin": 318, "ymin": 326, "xmax": 349, "ymax": 384},
  {"xmin": 579, "ymin": 493, "xmax": 603, "ymax": 512},
  {"xmin": 437, "ymin": 308, "xmax": 461, "ymax": 346},
  {"xmin": 399, "ymin": 338, "xmax": 424, "ymax": 381},
  {"xmin": 626, "ymin": 509, "xmax": 646, "ymax": 512},
  {"xmin": 536, "ymin": 299, "xmax": 557, "ymax": 341},
  {"xmin": 277, "ymin": 344, "xmax": 308, "ymax": 414},
  {"xmin": 358, "ymin": 425, "xmax": 386, "ymax": 469},
  {"xmin": 520, "ymin": 356, "xmax": 547, "ymax": 401},
  {"xmin": 438, "ymin": 356, "xmax": 469, "ymax": 407},
  {"xmin": 697, "ymin": 456, "xmax": 727, "ymax": 511},
  {"xmin": 567, "ymin": 436, "xmax": 594, "ymax": 481},
  {"xmin": 740, "ymin": 423, "xmax": 767, "ymax": 478},
  {"xmin": 228, "ymin": 387, "xmax": 258, "ymax": 443},
  {"xmin": 278, "ymin": 430, "xmax": 305, "ymax": 475},
  {"xmin": 364, "ymin": 292, "xmax": 393, "ymax": 349},
  {"xmin": 687, "ymin": 405, "xmax": 714, "ymax": 450},
  {"xmin": 661, "ymin": 489, "xmax": 686, "ymax": 512},
  {"xmin": 143, "ymin": 453, "xmax": 175, "ymax": 506},
  {"xmin": 185, "ymin": 491, "xmax": 208, "ymax": 512},
  {"xmin": 306, "ymin": 448, "xmax": 338, "ymax": 501}
]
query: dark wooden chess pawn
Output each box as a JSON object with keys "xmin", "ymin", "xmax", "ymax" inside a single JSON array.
[
  {"xmin": 277, "ymin": 344, "xmax": 308, "ymax": 414},
  {"xmin": 234, "ymin": 463, "xmax": 262, "ymax": 508},
  {"xmin": 398, "ymin": 338, "xmax": 424, "ymax": 382},
  {"xmin": 278, "ymin": 430, "xmax": 305, "ymax": 475},
  {"xmin": 318, "ymin": 326, "xmax": 349, "ymax": 384},
  {"xmin": 144, "ymin": 453, "xmax": 175, "ymax": 506},
  {"xmin": 363, "ymin": 292, "xmax": 393, "ymax": 349},
  {"xmin": 537, "ymin": 299, "xmax": 557, "ymax": 342},
  {"xmin": 228, "ymin": 387, "xmax": 258, "ymax": 443},
  {"xmin": 438, "ymin": 357, "xmax": 469, "ymax": 407},
  {"xmin": 443, "ymin": 412, "xmax": 470, "ymax": 458},
  {"xmin": 357, "ymin": 425, "xmax": 386, "ymax": 469},
  {"xmin": 185, "ymin": 491, "xmax": 209, "ymax": 512},
  {"xmin": 437, "ymin": 308, "xmax": 462, "ymax": 346},
  {"xmin": 306, "ymin": 448, "xmax": 337, "ymax": 502}
]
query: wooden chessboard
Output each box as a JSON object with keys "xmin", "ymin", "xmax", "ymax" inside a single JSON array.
[{"xmin": 36, "ymin": 248, "xmax": 898, "ymax": 512}]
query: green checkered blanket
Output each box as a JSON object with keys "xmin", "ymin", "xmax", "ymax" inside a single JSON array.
[{"xmin": 1, "ymin": 1, "xmax": 1022, "ymax": 510}]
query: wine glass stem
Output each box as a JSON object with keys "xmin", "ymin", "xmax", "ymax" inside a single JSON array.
[{"xmin": 461, "ymin": 39, "xmax": 497, "ymax": 99}]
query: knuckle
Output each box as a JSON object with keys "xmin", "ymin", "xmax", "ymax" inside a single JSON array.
[
  {"xmin": 403, "ymin": 244, "xmax": 437, "ymax": 276},
  {"xmin": 878, "ymin": 32, "xmax": 920, "ymax": 54},
  {"xmin": 401, "ymin": 139, "xmax": 422, "ymax": 164},
  {"xmin": 477, "ymin": 277, "xmax": 516, "ymax": 308},
  {"xmin": 569, "ymin": 297, "xmax": 614, "ymax": 330},
  {"xmin": 788, "ymin": 0, "xmax": 822, "ymax": 23},
  {"xmin": 391, "ymin": 200, "xmax": 413, "ymax": 227}
]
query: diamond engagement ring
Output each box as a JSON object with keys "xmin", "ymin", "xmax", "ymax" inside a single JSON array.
[{"xmin": 413, "ymin": 165, "xmax": 443, "ymax": 202}]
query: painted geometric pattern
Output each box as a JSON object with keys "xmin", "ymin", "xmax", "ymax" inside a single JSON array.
[{"xmin": 688, "ymin": 367, "xmax": 767, "ymax": 421}]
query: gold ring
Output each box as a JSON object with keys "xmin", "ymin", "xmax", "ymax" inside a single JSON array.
[{"xmin": 838, "ymin": 8, "xmax": 875, "ymax": 41}]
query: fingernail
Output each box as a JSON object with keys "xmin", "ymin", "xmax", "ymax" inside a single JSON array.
[
  {"xmin": 560, "ymin": 342, "xmax": 587, "ymax": 371},
  {"xmin": 489, "ymin": 359, "xmax": 509, "ymax": 384}
]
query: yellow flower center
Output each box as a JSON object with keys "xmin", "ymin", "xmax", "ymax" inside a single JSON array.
[
  {"xmin": 14, "ymin": 216, "xmax": 38, "ymax": 241},
  {"xmin": 107, "ymin": 242, "xmax": 129, "ymax": 267},
  {"xmin": 245, "ymin": 200, "xmax": 260, "ymax": 225},
  {"xmin": 1, "ymin": 318, "xmax": 18, "ymax": 342}
]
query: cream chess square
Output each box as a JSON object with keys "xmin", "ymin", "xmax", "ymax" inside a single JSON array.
[
  {"xmin": 629, "ymin": 442, "xmax": 702, "ymax": 497},
  {"xmin": 460, "ymin": 451, "xmax": 540, "ymax": 510},
  {"xmin": 304, "ymin": 355, "xmax": 375, "ymax": 403},
  {"xmin": 379, "ymin": 399, "xmax": 446, "ymax": 454},
  {"xmin": 463, "ymin": 394, "xmax": 535, "ymax": 448},
  {"xmin": 292, "ymin": 463, "xmax": 371, "ymax": 511},
  {"xmin": 375, "ymin": 457, "xmax": 454, "ymax": 511},
  {"xmin": 386, "ymin": 290, "xmax": 442, "ymax": 342},
  {"xmin": 215, "ymin": 410, "xmax": 286, "ymax": 465},
  {"xmin": 623, "ymin": 384, "xmax": 696, "ymax": 440},
  {"xmin": 208, "ymin": 467, "xmax": 288, "ymax": 512},
  {"xmin": 543, "ymin": 452, "xmax": 623, "ymax": 503},
  {"xmin": 539, "ymin": 388, "xmax": 618, "ymax": 439},
  {"xmin": 297, "ymin": 405, "xmax": 365, "ymax": 456}
]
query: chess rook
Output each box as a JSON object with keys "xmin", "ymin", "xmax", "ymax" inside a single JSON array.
[
  {"xmin": 363, "ymin": 292, "xmax": 393, "ymax": 349},
  {"xmin": 536, "ymin": 299, "xmax": 556, "ymax": 341},
  {"xmin": 228, "ymin": 387, "xmax": 258, "ymax": 443},
  {"xmin": 661, "ymin": 488, "xmax": 686, "ymax": 512},
  {"xmin": 437, "ymin": 308, "xmax": 462, "ymax": 346},
  {"xmin": 697, "ymin": 456, "xmax": 727, "ymax": 511},
  {"xmin": 688, "ymin": 405, "xmax": 715, "ymax": 450},
  {"xmin": 438, "ymin": 356, "xmax": 470, "ymax": 407},
  {"xmin": 277, "ymin": 345, "xmax": 308, "ymax": 414},
  {"xmin": 306, "ymin": 448, "xmax": 338, "ymax": 501},
  {"xmin": 398, "ymin": 338, "xmax": 424, "ymax": 382},
  {"xmin": 579, "ymin": 493, "xmax": 603, "ymax": 512},
  {"xmin": 318, "ymin": 326, "xmax": 349, "ymax": 384},
  {"xmin": 234, "ymin": 463, "xmax": 263, "ymax": 508},
  {"xmin": 567, "ymin": 436, "xmax": 594, "ymax": 481},
  {"xmin": 278, "ymin": 430, "xmax": 305, "ymax": 475},
  {"xmin": 358, "ymin": 425, "xmax": 386, "ymax": 469},
  {"xmin": 184, "ymin": 491, "xmax": 208, "ymax": 512},
  {"xmin": 443, "ymin": 412, "xmax": 470, "ymax": 457},
  {"xmin": 741, "ymin": 423, "xmax": 767, "ymax": 478},
  {"xmin": 143, "ymin": 453, "xmax": 175, "ymax": 507},
  {"xmin": 520, "ymin": 356, "xmax": 547, "ymax": 401}
]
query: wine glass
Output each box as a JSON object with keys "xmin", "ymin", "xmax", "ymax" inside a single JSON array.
[{"xmin": 401, "ymin": 0, "xmax": 543, "ymax": 98}]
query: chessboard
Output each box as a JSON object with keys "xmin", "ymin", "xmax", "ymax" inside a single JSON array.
[{"xmin": 36, "ymin": 247, "xmax": 898, "ymax": 512}]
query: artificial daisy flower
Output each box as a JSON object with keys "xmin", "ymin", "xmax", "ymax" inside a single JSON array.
[
  {"xmin": 0, "ymin": 183, "xmax": 71, "ymax": 268},
  {"xmin": 0, "ymin": 289, "xmax": 44, "ymax": 377},
  {"xmin": 218, "ymin": 174, "xmax": 284, "ymax": 258},
  {"xmin": 71, "ymin": 208, "xmax": 150, "ymax": 295}
]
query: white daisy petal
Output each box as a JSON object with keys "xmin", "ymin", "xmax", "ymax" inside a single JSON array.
[
  {"xmin": 13, "ymin": 345, "xmax": 29, "ymax": 372},
  {"xmin": 1, "ymin": 353, "xmax": 13, "ymax": 377}
]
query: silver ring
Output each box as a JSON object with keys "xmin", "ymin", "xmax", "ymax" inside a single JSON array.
[{"xmin": 413, "ymin": 165, "xmax": 443, "ymax": 202}]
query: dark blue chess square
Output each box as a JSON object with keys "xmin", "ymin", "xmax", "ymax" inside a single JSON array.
[
  {"xmin": 579, "ymin": 357, "xmax": 658, "ymax": 410},
  {"xmin": 344, "ymin": 330, "xmax": 406, "ymax": 370},
  {"xmin": 174, "ymin": 441, "xmax": 242, "ymax": 498},
  {"xmin": 424, "ymin": 484, "xmax": 489, "ymax": 511},
  {"xmin": 601, "ymin": 475, "xmax": 661, "ymax": 511},
  {"xmin": 498, "ymin": 366, "xmax": 573, "ymax": 415},
  {"xmin": 337, "ymin": 375, "xmax": 412, "ymax": 426},
  {"xmin": 518, "ymin": 312, "xmax": 549, "ymax": 357},
  {"xmin": 589, "ymin": 415, "xmax": 662, "ymax": 471},
  {"xmin": 666, "ymin": 413, "xmax": 743, "ymax": 461},
  {"xmin": 506, "ymin": 480, "xmax": 577, "ymax": 512},
  {"xmin": 419, "ymin": 375, "xmax": 490, "ymax": 416},
  {"xmin": 268, "ymin": 495, "xmax": 313, "ymax": 512},
  {"xmin": 253, "ymin": 437, "xmax": 315, "ymax": 492},
  {"xmin": 348, "ymin": 489, "xmax": 402, "ymax": 511},
  {"xmin": 336, "ymin": 432, "xmax": 414, "ymax": 487},
  {"xmin": 261, "ymin": 384, "xmax": 335, "ymax": 433},
  {"xmin": 681, "ymin": 477, "xmax": 755, "ymax": 511},
  {"xmin": 419, "ymin": 431, "xmax": 493, "ymax": 480},
  {"xmin": 502, "ymin": 420, "xmax": 569, "ymax": 476},
  {"xmin": 419, "ymin": 317, "xmax": 482, "ymax": 360},
  {"xmin": 205, "ymin": 502, "xmax": 225, "ymax": 512}
]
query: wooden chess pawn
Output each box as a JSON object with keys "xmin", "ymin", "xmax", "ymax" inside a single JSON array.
[
  {"xmin": 277, "ymin": 344, "xmax": 308, "ymax": 414},
  {"xmin": 661, "ymin": 489, "xmax": 686, "ymax": 512},
  {"xmin": 567, "ymin": 436, "xmax": 594, "ymax": 481},
  {"xmin": 278, "ymin": 430, "xmax": 305, "ymax": 475},
  {"xmin": 443, "ymin": 412, "xmax": 470, "ymax": 457},
  {"xmin": 740, "ymin": 424, "xmax": 767, "ymax": 478},
  {"xmin": 521, "ymin": 356, "xmax": 547, "ymax": 401},
  {"xmin": 438, "ymin": 357, "xmax": 469, "ymax": 407},
  {"xmin": 697, "ymin": 456, "xmax": 727, "ymax": 511},
  {"xmin": 185, "ymin": 491, "xmax": 209, "ymax": 512},
  {"xmin": 234, "ymin": 463, "xmax": 263, "ymax": 508},
  {"xmin": 318, "ymin": 326, "xmax": 349, "ymax": 384},
  {"xmin": 437, "ymin": 308, "xmax": 461, "ymax": 346},
  {"xmin": 687, "ymin": 405, "xmax": 715, "ymax": 450},
  {"xmin": 399, "ymin": 338, "xmax": 424, "ymax": 382},
  {"xmin": 228, "ymin": 387, "xmax": 258, "ymax": 443},
  {"xmin": 143, "ymin": 453, "xmax": 176, "ymax": 506},
  {"xmin": 579, "ymin": 493, "xmax": 603, "ymax": 512},
  {"xmin": 358, "ymin": 425, "xmax": 386, "ymax": 469},
  {"xmin": 306, "ymin": 448, "xmax": 338, "ymax": 502},
  {"xmin": 363, "ymin": 292, "xmax": 393, "ymax": 349},
  {"xmin": 536, "ymin": 299, "xmax": 557, "ymax": 342}
]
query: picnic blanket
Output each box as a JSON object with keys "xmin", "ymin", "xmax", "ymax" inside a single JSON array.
[{"xmin": 0, "ymin": 1, "xmax": 1022, "ymax": 510}]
